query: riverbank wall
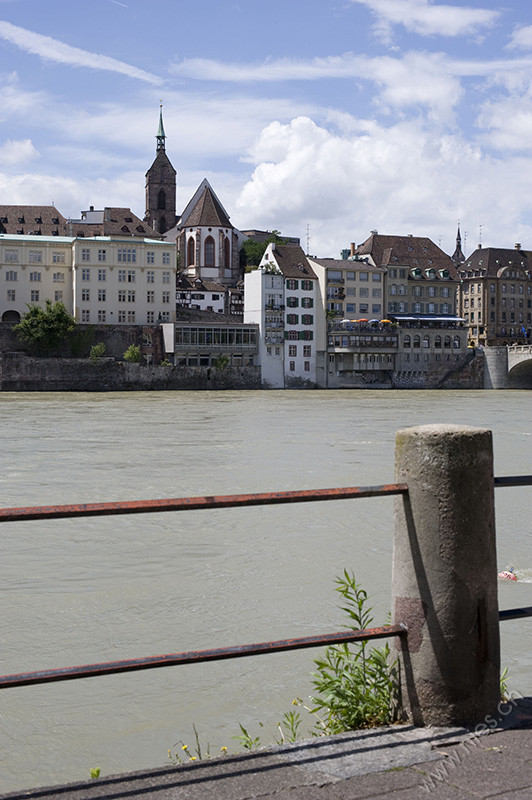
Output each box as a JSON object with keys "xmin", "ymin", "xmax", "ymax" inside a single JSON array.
[{"xmin": 0, "ymin": 352, "xmax": 262, "ymax": 391}]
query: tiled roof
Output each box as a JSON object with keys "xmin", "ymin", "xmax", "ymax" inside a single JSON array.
[
  {"xmin": 310, "ymin": 257, "xmax": 385, "ymax": 273},
  {"xmin": 177, "ymin": 277, "xmax": 226, "ymax": 292},
  {"xmin": 184, "ymin": 185, "xmax": 232, "ymax": 228},
  {"xmin": 0, "ymin": 205, "xmax": 160, "ymax": 239},
  {"xmin": 0, "ymin": 205, "xmax": 67, "ymax": 236},
  {"xmin": 355, "ymin": 233, "xmax": 457, "ymax": 278},
  {"xmin": 68, "ymin": 208, "xmax": 161, "ymax": 239},
  {"xmin": 459, "ymin": 247, "xmax": 530, "ymax": 278},
  {"xmin": 270, "ymin": 245, "xmax": 317, "ymax": 279}
]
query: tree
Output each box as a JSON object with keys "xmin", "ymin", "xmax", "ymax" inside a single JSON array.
[
  {"xmin": 241, "ymin": 230, "xmax": 287, "ymax": 270},
  {"xmin": 14, "ymin": 300, "xmax": 75, "ymax": 355},
  {"xmin": 123, "ymin": 344, "xmax": 142, "ymax": 363}
]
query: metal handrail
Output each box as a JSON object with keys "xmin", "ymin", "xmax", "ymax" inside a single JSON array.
[{"xmin": 0, "ymin": 475, "xmax": 530, "ymax": 691}]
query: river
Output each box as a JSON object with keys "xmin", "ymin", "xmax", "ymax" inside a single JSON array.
[{"xmin": 0, "ymin": 389, "xmax": 530, "ymax": 792}]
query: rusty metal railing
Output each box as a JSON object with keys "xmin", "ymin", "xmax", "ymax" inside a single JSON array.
[{"xmin": 0, "ymin": 476, "xmax": 530, "ymax": 691}]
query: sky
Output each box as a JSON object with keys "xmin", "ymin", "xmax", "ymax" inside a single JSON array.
[{"xmin": 1, "ymin": 0, "xmax": 532, "ymax": 258}]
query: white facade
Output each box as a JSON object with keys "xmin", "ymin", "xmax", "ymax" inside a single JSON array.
[
  {"xmin": 244, "ymin": 243, "xmax": 319, "ymax": 387},
  {"xmin": 0, "ymin": 234, "xmax": 176, "ymax": 325}
]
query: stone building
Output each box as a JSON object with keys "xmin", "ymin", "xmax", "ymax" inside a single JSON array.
[{"xmin": 457, "ymin": 244, "xmax": 532, "ymax": 347}]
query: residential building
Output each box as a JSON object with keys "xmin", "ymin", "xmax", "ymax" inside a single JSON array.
[
  {"xmin": 176, "ymin": 276, "xmax": 227, "ymax": 314},
  {"xmin": 244, "ymin": 244, "xmax": 319, "ymax": 387},
  {"xmin": 457, "ymin": 244, "xmax": 532, "ymax": 346},
  {"xmin": 0, "ymin": 233, "xmax": 176, "ymax": 325},
  {"xmin": 0, "ymin": 204, "xmax": 160, "ymax": 240},
  {"xmin": 353, "ymin": 232, "xmax": 459, "ymax": 319}
]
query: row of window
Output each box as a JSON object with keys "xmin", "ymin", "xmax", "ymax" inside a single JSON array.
[
  {"xmin": 404, "ymin": 334, "xmax": 461, "ymax": 349},
  {"xmin": 327, "ymin": 288, "xmax": 381, "ymax": 299},
  {"xmin": 286, "ymin": 314, "xmax": 314, "ymax": 325},
  {"xmin": 286, "ymin": 296, "xmax": 313, "ymax": 308},
  {"xmin": 80, "ymin": 289, "xmax": 171, "ymax": 303},
  {"xmin": 388, "ymin": 302, "xmax": 452, "ymax": 313},
  {"xmin": 4, "ymin": 269, "xmax": 172, "ymax": 283},
  {"xmin": 390, "ymin": 285, "xmax": 451, "ymax": 297},
  {"xmin": 327, "ymin": 271, "xmax": 381, "ymax": 282},
  {"xmin": 187, "ymin": 236, "xmax": 231, "ymax": 269},
  {"xmin": 285, "ymin": 330, "xmax": 313, "ymax": 340},
  {"xmin": 286, "ymin": 279, "xmax": 314, "ymax": 291},
  {"xmin": 289, "ymin": 361, "xmax": 311, "ymax": 372},
  {"xmin": 80, "ymin": 310, "xmax": 170, "ymax": 323},
  {"xmin": 465, "ymin": 312, "xmax": 531, "ymax": 324},
  {"xmin": 463, "ymin": 283, "xmax": 532, "ymax": 294},
  {"xmin": 2, "ymin": 249, "xmax": 172, "ymax": 265},
  {"xmin": 287, "ymin": 345, "xmax": 312, "ymax": 357},
  {"xmin": 328, "ymin": 303, "xmax": 381, "ymax": 314}
]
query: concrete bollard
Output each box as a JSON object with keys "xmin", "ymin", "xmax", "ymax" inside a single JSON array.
[{"xmin": 392, "ymin": 424, "xmax": 500, "ymax": 726}]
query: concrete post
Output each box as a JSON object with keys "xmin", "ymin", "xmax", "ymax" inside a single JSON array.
[{"xmin": 392, "ymin": 424, "xmax": 500, "ymax": 726}]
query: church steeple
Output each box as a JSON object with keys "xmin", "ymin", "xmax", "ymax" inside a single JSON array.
[
  {"xmin": 156, "ymin": 104, "xmax": 166, "ymax": 152},
  {"xmin": 452, "ymin": 223, "xmax": 465, "ymax": 266},
  {"xmin": 145, "ymin": 104, "xmax": 176, "ymax": 235}
]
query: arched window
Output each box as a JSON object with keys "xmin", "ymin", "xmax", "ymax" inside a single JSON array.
[
  {"xmin": 403, "ymin": 335, "xmax": 411, "ymax": 348},
  {"xmin": 423, "ymin": 335, "xmax": 430, "ymax": 348},
  {"xmin": 224, "ymin": 236, "xmax": 230, "ymax": 270},
  {"xmin": 434, "ymin": 335, "xmax": 442, "ymax": 349},
  {"xmin": 157, "ymin": 189, "xmax": 166, "ymax": 210},
  {"xmin": 204, "ymin": 236, "xmax": 215, "ymax": 267},
  {"xmin": 444, "ymin": 335, "xmax": 451, "ymax": 348},
  {"xmin": 159, "ymin": 216, "xmax": 166, "ymax": 234},
  {"xmin": 453, "ymin": 336, "xmax": 461, "ymax": 349},
  {"xmin": 413, "ymin": 335, "xmax": 421, "ymax": 349},
  {"xmin": 187, "ymin": 237, "xmax": 195, "ymax": 267}
]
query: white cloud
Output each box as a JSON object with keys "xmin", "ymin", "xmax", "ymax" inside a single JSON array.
[
  {"xmin": 351, "ymin": 0, "xmax": 500, "ymax": 40},
  {"xmin": 0, "ymin": 20, "xmax": 162, "ymax": 84},
  {"xmin": 507, "ymin": 25, "xmax": 532, "ymax": 51},
  {"xmin": 171, "ymin": 52, "xmax": 461, "ymax": 123},
  {"xmin": 0, "ymin": 138, "xmax": 38, "ymax": 165},
  {"xmin": 236, "ymin": 115, "xmax": 532, "ymax": 256},
  {"xmin": 0, "ymin": 72, "xmax": 49, "ymax": 120}
]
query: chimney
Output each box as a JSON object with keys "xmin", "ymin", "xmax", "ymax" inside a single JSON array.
[
  {"xmin": 515, "ymin": 243, "xmax": 521, "ymax": 250},
  {"xmin": 350, "ymin": 242, "xmax": 356, "ymax": 257}
]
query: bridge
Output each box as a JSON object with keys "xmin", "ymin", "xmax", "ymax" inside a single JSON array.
[{"xmin": 484, "ymin": 344, "xmax": 532, "ymax": 388}]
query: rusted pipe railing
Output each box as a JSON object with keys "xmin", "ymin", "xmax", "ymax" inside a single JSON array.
[
  {"xmin": 0, "ymin": 483, "xmax": 408, "ymax": 523},
  {"xmin": 0, "ymin": 625, "xmax": 407, "ymax": 689}
]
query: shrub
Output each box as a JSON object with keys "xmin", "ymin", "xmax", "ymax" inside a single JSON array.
[
  {"xmin": 90, "ymin": 342, "xmax": 106, "ymax": 361},
  {"xmin": 123, "ymin": 344, "xmax": 141, "ymax": 363}
]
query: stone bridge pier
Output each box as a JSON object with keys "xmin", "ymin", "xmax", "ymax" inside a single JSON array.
[{"xmin": 484, "ymin": 345, "xmax": 532, "ymax": 389}]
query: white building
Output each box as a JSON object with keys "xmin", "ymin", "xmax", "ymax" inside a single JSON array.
[
  {"xmin": 244, "ymin": 244, "xmax": 320, "ymax": 387},
  {"xmin": 0, "ymin": 233, "xmax": 176, "ymax": 325}
]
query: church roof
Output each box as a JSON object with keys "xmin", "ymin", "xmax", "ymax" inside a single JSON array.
[{"xmin": 178, "ymin": 179, "xmax": 232, "ymax": 229}]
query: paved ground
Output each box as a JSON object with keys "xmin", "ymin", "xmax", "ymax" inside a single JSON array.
[{"xmin": 3, "ymin": 698, "xmax": 532, "ymax": 800}]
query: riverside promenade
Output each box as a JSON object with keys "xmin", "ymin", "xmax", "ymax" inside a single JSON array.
[{"xmin": 3, "ymin": 698, "xmax": 532, "ymax": 800}]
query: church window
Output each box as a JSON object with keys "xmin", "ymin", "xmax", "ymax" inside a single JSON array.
[
  {"xmin": 205, "ymin": 236, "xmax": 215, "ymax": 267},
  {"xmin": 223, "ymin": 236, "xmax": 230, "ymax": 269},
  {"xmin": 187, "ymin": 237, "xmax": 195, "ymax": 266},
  {"xmin": 157, "ymin": 189, "xmax": 166, "ymax": 210}
]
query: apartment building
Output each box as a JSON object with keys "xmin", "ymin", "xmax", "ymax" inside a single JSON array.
[{"xmin": 0, "ymin": 234, "xmax": 176, "ymax": 325}]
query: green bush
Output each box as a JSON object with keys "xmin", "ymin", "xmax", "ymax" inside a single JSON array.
[
  {"xmin": 123, "ymin": 344, "xmax": 142, "ymax": 363},
  {"xmin": 90, "ymin": 342, "xmax": 106, "ymax": 361}
]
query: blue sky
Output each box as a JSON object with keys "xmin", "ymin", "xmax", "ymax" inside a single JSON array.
[{"xmin": 1, "ymin": 0, "xmax": 532, "ymax": 257}]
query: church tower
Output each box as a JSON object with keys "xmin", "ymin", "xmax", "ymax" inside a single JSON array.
[
  {"xmin": 452, "ymin": 223, "xmax": 466, "ymax": 266},
  {"xmin": 145, "ymin": 105, "xmax": 176, "ymax": 234}
]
